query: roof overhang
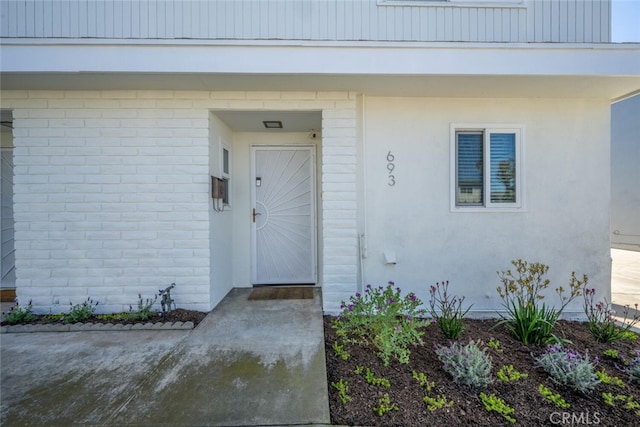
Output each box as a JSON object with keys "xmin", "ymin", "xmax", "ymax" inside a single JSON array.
[{"xmin": 2, "ymin": 39, "xmax": 640, "ymax": 100}]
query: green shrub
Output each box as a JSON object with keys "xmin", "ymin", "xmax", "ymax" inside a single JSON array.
[
  {"xmin": 535, "ymin": 344, "xmax": 600, "ymax": 393},
  {"xmin": 495, "ymin": 259, "xmax": 584, "ymax": 345},
  {"xmin": 333, "ymin": 282, "xmax": 427, "ymax": 365},
  {"xmin": 596, "ymin": 369, "xmax": 625, "ymax": 388},
  {"xmin": 538, "ymin": 384, "xmax": 570, "ymax": 409},
  {"xmin": 479, "ymin": 392, "xmax": 516, "ymax": 424},
  {"xmin": 331, "ymin": 379, "xmax": 351, "ymax": 404},
  {"xmin": 423, "ymin": 394, "xmax": 454, "ymax": 412},
  {"xmin": 373, "ymin": 393, "xmax": 398, "ymax": 416},
  {"xmin": 66, "ymin": 297, "xmax": 98, "ymax": 323},
  {"xmin": 435, "ymin": 340, "xmax": 493, "ymax": 388},
  {"xmin": 2, "ymin": 299, "xmax": 37, "ymax": 325},
  {"xmin": 127, "ymin": 293, "xmax": 157, "ymax": 321},
  {"xmin": 496, "ymin": 365, "xmax": 528, "ymax": 383}
]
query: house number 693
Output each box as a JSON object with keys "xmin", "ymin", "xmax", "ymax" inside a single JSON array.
[{"xmin": 386, "ymin": 151, "xmax": 395, "ymax": 186}]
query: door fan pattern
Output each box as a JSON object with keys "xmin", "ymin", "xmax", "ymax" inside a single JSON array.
[{"xmin": 254, "ymin": 148, "xmax": 315, "ymax": 284}]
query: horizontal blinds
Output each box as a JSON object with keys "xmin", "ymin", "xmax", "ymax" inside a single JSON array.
[
  {"xmin": 456, "ymin": 132, "xmax": 483, "ymax": 205},
  {"xmin": 489, "ymin": 133, "xmax": 516, "ymax": 203}
]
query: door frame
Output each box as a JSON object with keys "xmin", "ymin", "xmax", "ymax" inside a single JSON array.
[{"xmin": 250, "ymin": 145, "xmax": 318, "ymax": 285}]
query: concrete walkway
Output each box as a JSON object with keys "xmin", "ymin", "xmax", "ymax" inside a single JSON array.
[{"xmin": 0, "ymin": 288, "xmax": 330, "ymax": 427}]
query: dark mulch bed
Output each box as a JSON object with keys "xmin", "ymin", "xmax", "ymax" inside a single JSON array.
[
  {"xmin": 324, "ymin": 316, "xmax": 640, "ymax": 426},
  {"xmin": 1, "ymin": 309, "xmax": 208, "ymax": 327}
]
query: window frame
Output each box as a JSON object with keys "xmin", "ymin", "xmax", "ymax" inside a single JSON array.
[
  {"xmin": 450, "ymin": 124, "xmax": 524, "ymax": 212},
  {"xmin": 378, "ymin": 0, "xmax": 525, "ymax": 9},
  {"xmin": 220, "ymin": 140, "xmax": 232, "ymax": 207}
]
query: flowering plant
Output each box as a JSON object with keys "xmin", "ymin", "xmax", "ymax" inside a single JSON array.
[
  {"xmin": 583, "ymin": 287, "xmax": 640, "ymax": 343},
  {"xmin": 495, "ymin": 259, "xmax": 585, "ymax": 345},
  {"xmin": 535, "ymin": 344, "xmax": 600, "ymax": 394},
  {"xmin": 428, "ymin": 280, "xmax": 472, "ymax": 339},
  {"xmin": 332, "ymin": 282, "xmax": 427, "ymax": 365}
]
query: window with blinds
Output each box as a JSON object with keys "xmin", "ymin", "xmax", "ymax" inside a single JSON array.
[{"xmin": 453, "ymin": 126, "xmax": 522, "ymax": 210}]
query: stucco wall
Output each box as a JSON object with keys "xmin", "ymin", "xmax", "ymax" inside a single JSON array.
[{"xmin": 360, "ymin": 96, "xmax": 611, "ymax": 318}]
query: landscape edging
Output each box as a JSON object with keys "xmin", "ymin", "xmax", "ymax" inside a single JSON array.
[{"xmin": 1, "ymin": 321, "xmax": 195, "ymax": 333}]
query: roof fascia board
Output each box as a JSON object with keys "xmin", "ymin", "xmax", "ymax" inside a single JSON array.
[{"xmin": 2, "ymin": 40, "xmax": 640, "ymax": 77}]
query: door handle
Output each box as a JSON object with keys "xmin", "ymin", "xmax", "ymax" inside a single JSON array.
[{"xmin": 252, "ymin": 208, "xmax": 261, "ymax": 223}]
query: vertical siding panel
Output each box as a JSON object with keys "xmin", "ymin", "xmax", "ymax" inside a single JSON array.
[
  {"xmin": 0, "ymin": 0, "xmax": 9, "ymax": 37},
  {"xmin": 411, "ymin": 6, "xmax": 420, "ymax": 41},
  {"xmin": 173, "ymin": 0, "xmax": 181, "ymax": 38},
  {"xmin": 576, "ymin": 0, "xmax": 584, "ymax": 42},
  {"xmin": 131, "ymin": 0, "xmax": 140, "ymax": 38},
  {"xmin": 444, "ymin": 8, "xmax": 453, "ymax": 41},
  {"xmin": 86, "ymin": 0, "xmax": 96, "ymax": 38},
  {"xmin": 42, "ymin": 0, "xmax": 53, "ymax": 37},
  {"xmin": 336, "ymin": 0, "xmax": 345, "ymax": 40},
  {"xmin": 433, "ymin": 7, "xmax": 442, "ymax": 40},
  {"xmin": 452, "ymin": 7, "xmax": 461, "ymax": 41},
  {"xmin": 476, "ymin": 8, "xmax": 485, "ymax": 42},
  {"xmin": 387, "ymin": 4, "xmax": 396, "ymax": 41},
  {"xmin": 148, "ymin": 0, "xmax": 157, "ymax": 38},
  {"xmin": 584, "ymin": 0, "xmax": 593, "ymax": 42},
  {"xmin": 198, "ymin": 1, "xmax": 208, "ymax": 39},
  {"xmin": 567, "ymin": 0, "xmax": 576, "ymax": 42},
  {"xmin": 24, "ymin": 0, "xmax": 34, "ymax": 37},
  {"xmin": 123, "ymin": 0, "xmax": 133, "ymax": 38},
  {"xmin": 139, "ymin": 0, "xmax": 148, "ymax": 38},
  {"xmin": 518, "ymin": 7, "xmax": 526, "ymax": 42},
  {"xmin": 279, "ymin": 0, "xmax": 287, "ymax": 39},
  {"xmin": 552, "ymin": 0, "xmax": 559, "ymax": 41},
  {"xmin": 58, "ymin": 0, "xmax": 69, "ymax": 37},
  {"xmin": 234, "ymin": 1, "xmax": 247, "ymax": 39},
  {"xmin": 257, "ymin": 0, "xmax": 268, "ymax": 39},
  {"xmin": 105, "ymin": 0, "xmax": 115, "ymax": 38},
  {"xmin": 309, "ymin": 0, "xmax": 317, "ymax": 40},
  {"xmin": 37, "ymin": 0, "xmax": 46, "ymax": 36},
  {"xmin": 366, "ymin": 0, "xmax": 376, "ymax": 41},
  {"xmin": 266, "ymin": 0, "xmax": 275, "ymax": 39},
  {"xmin": 155, "ymin": 0, "xmax": 165, "ymax": 38},
  {"xmin": 460, "ymin": 8, "xmax": 469, "ymax": 42},
  {"xmin": 468, "ymin": 8, "xmax": 478, "ymax": 42},
  {"xmin": 78, "ymin": 0, "xmax": 87, "ymax": 37},
  {"xmin": 113, "ymin": 0, "xmax": 122, "ymax": 38},
  {"xmin": 601, "ymin": 0, "xmax": 610, "ymax": 42},
  {"xmin": 351, "ymin": 0, "xmax": 362, "ymax": 41},
  {"xmin": 191, "ymin": 0, "xmax": 201, "ymax": 39},
  {"xmin": 6, "ymin": 0, "xmax": 18, "ymax": 36},
  {"xmin": 319, "ymin": 0, "xmax": 328, "ymax": 40},
  {"xmin": 542, "ymin": 0, "xmax": 550, "ymax": 41},
  {"xmin": 0, "ymin": 1, "xmax": 11, "ymax": 37},
  {"xmin": 486, "ymin": 8, "xmax": 495, "ymax": 42},
  {"xmin": 559, "ymin": 0, "xmax": 568, "ymax": 42},
  {"xmin": 293, "ymin": 0, "xmax": 303, "ymax": 40},
  {"xmin": 71, "ymin": 0, "xmax": 81, "ymax": 37},
  {"xmin": 510, "ymin": 9, "xmax": 518, "ymax": 42}
]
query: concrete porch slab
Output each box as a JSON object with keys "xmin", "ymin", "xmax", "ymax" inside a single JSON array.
[{"xmin": 1, "ymin": 288, "xmax": 330, "ymax": 426}]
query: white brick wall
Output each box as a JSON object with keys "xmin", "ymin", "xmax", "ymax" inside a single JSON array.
[{"xmin": 1, "ymin": 89, "xmax": 359, "ymax": 314}]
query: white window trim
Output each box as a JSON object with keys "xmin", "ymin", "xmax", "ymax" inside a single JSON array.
[
  {"xmin": 449, "ymin": 123, "xmax": 525, "ymax": 213},
  {"xmin": 220, "ymin": 139, "xmax": 232, "ymax": 208},
  {"xmin": 378, "ymin": 0, "xmax": 526, "ymax": 9}
]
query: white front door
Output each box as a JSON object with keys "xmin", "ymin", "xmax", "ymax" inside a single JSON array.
[{"xmin": 251, "ymin": 146, "xmax": 317, "ymax": 285}]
